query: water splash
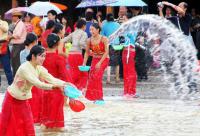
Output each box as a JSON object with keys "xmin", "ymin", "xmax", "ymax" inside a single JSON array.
[{"xmin": 109, "ymin": 15, "xmax": 200, "ymax": 100}]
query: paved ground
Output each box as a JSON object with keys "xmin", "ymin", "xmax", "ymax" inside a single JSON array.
[
  {"xmin": 1, "ymin": 69, "xmax": 200, "ymax": 136},
  {"xmin": 0, "ymin": 69, "xmax": 171, "ymax": 99}
]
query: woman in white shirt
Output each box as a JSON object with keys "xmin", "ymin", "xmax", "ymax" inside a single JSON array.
[{"xmin": 0, "ymin": 45, "xmax": 75, "ymax": 135}]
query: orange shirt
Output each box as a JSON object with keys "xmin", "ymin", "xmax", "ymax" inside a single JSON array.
[{"xmin": 31, "ymin": 16, "xmax": 43, "ymax": 37}]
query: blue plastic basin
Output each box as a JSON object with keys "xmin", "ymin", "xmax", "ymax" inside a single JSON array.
[
  {"xmin": 64, "ymin": 85, "xmax": 82, "ymax": 99},
  {"xmin": 78, "ymin": 66, "xmax": 90, "ymax": 71}
]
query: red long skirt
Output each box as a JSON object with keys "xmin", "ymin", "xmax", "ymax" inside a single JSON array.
[
  {"xmin": 0, "ymin": 92, "xmax": 35, "ymax": 136},
  {"xmin": 85, "ymin": 58, "xmax": 109, "ymax": 101},
  {"xmin": 41, "ymin": 89, "xmax": 64, "ymax": 128},
  {"xmin": 29, "ymin": 86, "xmax": 43, "ymax": 124},
  {"xmin": 122, "ymin": 49, "xmax": 137, "ymax": 95},
  {"xmin": 68, "ymin": 53, "xmax": 88, "ymax": 90}
]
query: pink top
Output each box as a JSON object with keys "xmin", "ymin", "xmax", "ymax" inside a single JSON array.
[{"xmin": 11, "ymin": 20, "xmax": 27, "ymax": 44}]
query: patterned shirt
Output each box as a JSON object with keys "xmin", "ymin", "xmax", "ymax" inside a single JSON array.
[{"xmin": 8, "ymin": 61, "xmax": 66, "ymax": 100}]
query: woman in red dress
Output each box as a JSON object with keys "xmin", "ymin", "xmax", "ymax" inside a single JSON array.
[
  {"xmin": 0, "ymin": 46, "xmax": 71, "ymax": 136},
  {"xmin": 41, "ymin": 33, "xmax": 70, "ymax": 131},
  {"xmin": 83, "ymin": 23, "xmax": 109, "ymax": 101},
  {"xmin": 41, "ymin": 20, "xmax": 55, "ymax": 48},
  {"xmin": 122, "ymin": 45, "xmax": 137, "ymax": 97}
]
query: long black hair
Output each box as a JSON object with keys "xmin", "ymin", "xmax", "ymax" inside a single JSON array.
[
  {"xmin": 24, "ymin": 33, "xmax": 38, "ymax": 46},
  {"xmin": 91, "ymin": 23, "xmax": 101, "ymax": 33},
  {"xmin": 47, "ymin": 33, "xmax": 60, "ymax": 48},
  {"xmin": 26, "ymin": 45, "xmax": 45, "ymax": 61},
  {"xmin": 52, "ymin": 22, "xmax": 63, "ymax": 34}
]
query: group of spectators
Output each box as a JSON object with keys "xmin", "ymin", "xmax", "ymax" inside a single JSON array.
[{"xmin": 0, "ymin": 1, "xmax": 200, "ymax": 87}]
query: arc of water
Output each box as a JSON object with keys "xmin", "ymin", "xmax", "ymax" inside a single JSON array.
[{"xmin": 109, "ymin": 15, "xmax": 200, "ymax": 100}]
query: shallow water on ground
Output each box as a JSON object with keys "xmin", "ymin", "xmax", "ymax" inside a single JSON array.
[{"xmin": 33, "ymin": 97, "xmax": 200, "ymax": 136}]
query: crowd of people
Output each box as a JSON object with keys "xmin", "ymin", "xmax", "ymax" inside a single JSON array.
[{"xmin": 0, "ymin": 1, "xmax": 200, "ymax": 135}]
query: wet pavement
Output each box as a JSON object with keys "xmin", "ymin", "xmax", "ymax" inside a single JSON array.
[{"xmin": 1, "ymin": 71, "xmax": 200, "ymax": 136}]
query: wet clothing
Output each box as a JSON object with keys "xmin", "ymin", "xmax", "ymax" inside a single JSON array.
[
  {"xmin": 122, "ymin": 47, "xmax": 137, "ymax": 95},
  {"xmin": 68, "ymin": 53, "xmax": 88, "ymax": 90},
  {"xmin": 191, "ymin": 16, "xmax": 200, "ymax": 59},
  {"xmin": 167, "ymin": 14, "xmax": 192, "ymax": 36},
  {"xmin": 0, "ymin": 61, "xmax": 66, "ymax": 135},
  {"xmin": 85, "ymin": 38, "xmax": 109, "ymax": 101},
  {"xmin": 42, "ymin": 52, "xmax": 71, "ymax": 128}
]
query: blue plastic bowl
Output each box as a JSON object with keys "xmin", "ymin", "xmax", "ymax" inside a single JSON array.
[
  {"xmin": 64, "ymin": 85, "xmax": 82, "ymax": 99},
  {"xmin": 94, "ymin": 100, "xmax": 105, "ymax": 105},
  {"xmin": 78, "ymin": 66, "xmax": 90, "ymax": 71},
  {"xmin": 112, "ymin": 45, "xmax": 124, "ymax": 50}
]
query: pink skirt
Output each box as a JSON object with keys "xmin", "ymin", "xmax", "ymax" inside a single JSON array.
[{"xmin": 0, "ymin": 91, "xmax": 35, "ymax": 136}]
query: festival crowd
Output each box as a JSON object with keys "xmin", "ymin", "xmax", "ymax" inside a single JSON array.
[{"xmin": 0, "ymin": 1, "xmax": 200, "ymax": 135}]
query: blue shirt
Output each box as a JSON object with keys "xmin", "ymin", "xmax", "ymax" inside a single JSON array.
[
  {"xmin": 85, "ymin": 21, "xmax": 93, "ymax": 38},
  {"xmin": 101, "ymin": 21, "xmax": 120, "ymax": 37},
  {"xmin": 20, "ymin": 48, "xmax": 30, "ymax": 64}
]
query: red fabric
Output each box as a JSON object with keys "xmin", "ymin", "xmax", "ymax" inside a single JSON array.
[
  {"xmin": 68, "ymin": 53, "xmax": 88, "ymax": 90},
  {"xmin": 85, "ymin": 58, "xmax": 109, "ymax": 101},
  {"xmin": 29, "ymin": 86, "xmax": 43, "ymax": 124},
  {"xmin": 42, "ymin": 52, "xmax": 71, "ymax": 128},
  {"xmin": 90, "ymin": 39, "xmax": 105, "ymax": 55},
  {"xmin": 65, "ymin": 26, "xmax": 72, "ymax": 35},
  {"xmin": 41, "ymin": 29, "xmax": 52, "ymax": 48},
  {"xmin": 43, "ymin": 52, "xmax": 72, "ymax": 82},
  {"xmin": 41, "ymin": 89, "xmax": 64, "ymax": 128},
  {"xmin": 122, "ymin": 49, "xmax": 137, "ymax": 95},
  {"xmin": 0, "ymin": 92, "xmax": 35, "ymax": 136},
  {"xmin": 0, "ymin": 41, "xmax": 8, "ymax": 55}
]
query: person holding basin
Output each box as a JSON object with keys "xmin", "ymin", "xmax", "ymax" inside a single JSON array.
[{"xmin": 83, "ymin": 23, "xmax": 109, "ymax": 102}]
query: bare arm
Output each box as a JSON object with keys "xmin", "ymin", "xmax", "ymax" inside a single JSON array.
[
  {"xmin": 58, "ymin": 40, "xmax": 68, "ymax": 57},
  {"xmin": 162, "ymin": 1, "xmax": 185, "ymax": 16},
  {"xmin": 158, "ymin": 7, "xmax": 164, "ymax": 17}
]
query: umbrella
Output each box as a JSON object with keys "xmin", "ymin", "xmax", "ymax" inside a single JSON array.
[
  {"xmin": 28, "ymin": 1, "xmax": 62, "ymax": 16},
  {"xmin": 51, "ymin": 2, "xmax": 68, "ymax": 10},
  {"xmin": 76, "ymin": 0, "xmax": 117, "ymax": 8},
  {"xmin": 107, "ymin": 0, "xmax": 147, "ymax": 7},
  {"xmin": 4, "ymin": 7, "xmax": 30, "ymax": 20}
]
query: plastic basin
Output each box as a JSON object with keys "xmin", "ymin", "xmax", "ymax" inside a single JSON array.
[
  {"xmin": 64, "ymin": 85, "xmax": 82, "ymax": 98},
  {"xmin": 112, "ymin": 45, "xmax": 124, "ymax": 50},
  {"xmin": 78, "ymin": 66, "xmax": 90, "ymax": 71}
]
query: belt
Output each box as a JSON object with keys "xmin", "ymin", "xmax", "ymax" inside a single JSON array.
[{"xmin": 124, "ymin": 48, "xmax": 135, "ymax": 52}]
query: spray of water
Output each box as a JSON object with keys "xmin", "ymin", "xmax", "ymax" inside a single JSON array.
[{"xmin": 109, "ymin": 15, "xmax": 200, "ymax": 100}]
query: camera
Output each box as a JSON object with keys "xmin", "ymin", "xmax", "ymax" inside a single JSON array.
[
  {"xmin": 119, "ymin": 36, "xmax": 125, "ymax": 44},
  {"xmin": 157, "ymin": 2, "xmax": 164, "ymax": 8}
]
